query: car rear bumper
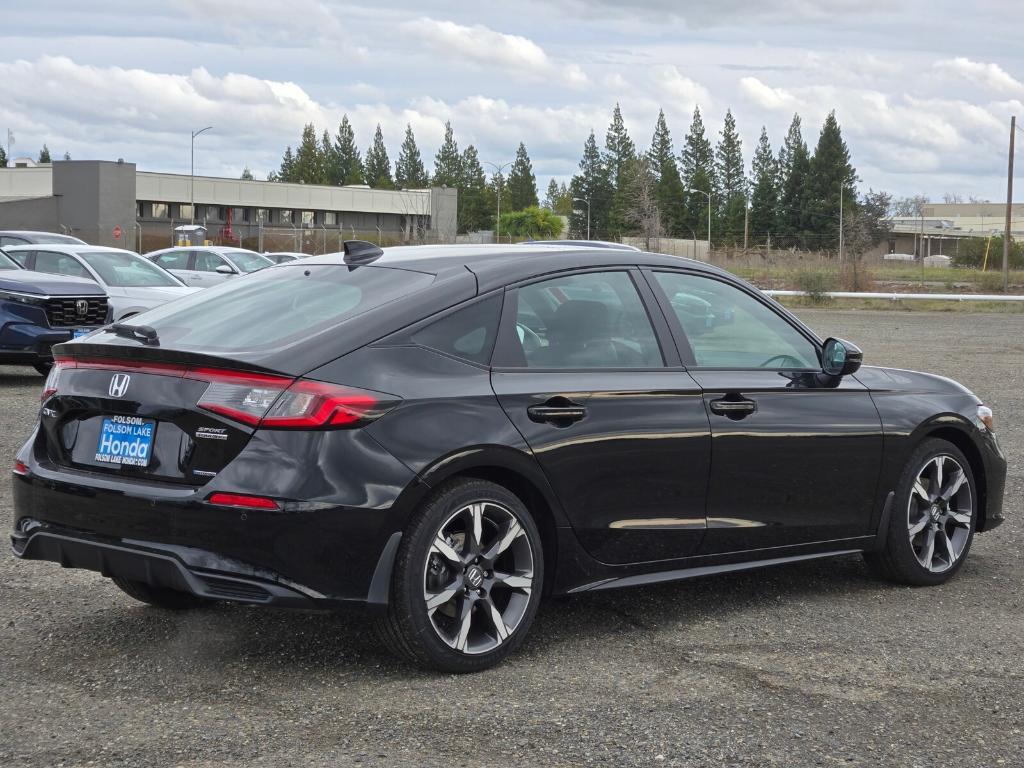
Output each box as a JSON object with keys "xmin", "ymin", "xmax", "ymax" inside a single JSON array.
[{"xmin": 12, "ymin": 522, "xmax": 322, "ymax": 608}]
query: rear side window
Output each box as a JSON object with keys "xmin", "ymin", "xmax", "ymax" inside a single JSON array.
[
  {"xmin": 4, "ymin": 249, "xmax": 28, "ymax": 267},
  {"xmin": 411, "ymin": 294, "xmax": 502, "ymax": 365},
  {"xmin": 152, "ymin": 251, "xmax": 190, "ymax": 270},
  {"xmin": 125, "ymin": 265, "xmax": 434, "ymax": 353},
  {"xmin": 34, "ymin": 250, "xmax": 93, "ymax": 280}
]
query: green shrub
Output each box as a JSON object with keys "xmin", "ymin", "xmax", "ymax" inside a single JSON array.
[
  {"xmin": 498, "ymin": 206, "xmax": 564, "ymax": 239},
  {"xmin": 794, "ymin": 270, "xmax": 835, "ymax": 304}
]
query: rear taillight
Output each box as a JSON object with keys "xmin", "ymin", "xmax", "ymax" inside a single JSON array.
[
  {"xmin": 191, "ymin": 369, "xmax": 391, "ymax": 429},
  {"xmin": 41, "ymin": 358, "xmax": 72, "ymax": 402},
  {"xmin": 13, "ymin": 460, "xmax": 29, "ymax": 476}
]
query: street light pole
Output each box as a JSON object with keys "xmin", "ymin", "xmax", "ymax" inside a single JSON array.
[
  {"xmin": 572, "ymin": 197, "xmax": 591, "ymax": 240},
  {"xmin": 685, "ymin": 188, "xmax": 712, "ymax": 260},
  {"xmin": 190, "ymin": 126, "xmax": 213, "ymax": 225},
  {"xmin": 485, "ymin": 160, "xmax": 512, "ymax": 242}
]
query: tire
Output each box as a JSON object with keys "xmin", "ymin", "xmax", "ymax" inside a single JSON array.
[
  {"xmin": 33, "ymin": 362, "xmax": 52, "ymax": 376},
  {"xmin": 375, "ymin": 478, "xmax": 544, "ymax": 673},
  {"xmin": 111, "ymin": 577, "xmax": 208, "ymax": 609},
  {"xmin": 865, "ymin": 438, "xmax": 976, "ymax": 586}
]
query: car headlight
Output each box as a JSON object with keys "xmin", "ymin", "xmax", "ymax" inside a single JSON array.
[
  {"xmin": 0, "ymin": 289, "xmax": 46, "ymax": 306},
  {"xmin": 977, "ymin": 404, "xmax": 995, "ymax": 432}
]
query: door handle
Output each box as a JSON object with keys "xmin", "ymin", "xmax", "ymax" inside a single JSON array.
[
  {"xmin": 709, "ymin": 397, "xmax": 757, "ymax": 416},
  {"xmin": 528, "ymin": 400, "xmax": 587, "ymax": 425}
]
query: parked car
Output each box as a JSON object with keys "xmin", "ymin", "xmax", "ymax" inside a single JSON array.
[
  {"xmin": 144, "ymin": 246, "xmax": 274, "ymax": 287},
  {"xmin": 0, "ymin": 230, "xmax": 87, "ymax": 247},
  {"xmin": 4, "ymin": 245, "xmax": 198, "ymax": 321},
  {"xmin": 12, "ymin": 242, "xmax": 1006, "ymax": 672},
  {"xmin": 0, "ymin": 247, "xmax": 109, "ymax": 375},
  {"xmin": 264, "ymin": 252, "xmax": 306, "ymax": 264}
]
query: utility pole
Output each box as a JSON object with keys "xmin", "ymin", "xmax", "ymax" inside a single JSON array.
[
  {"xmin": 838, "ymin": 183, "xmax": 844, "ymax": 264},
  {"xmin": 485, "ymin": 161, "xmax": 512, "ymax": 242},
  {"xmin": 1003, "ymin": 115, "xmax": 1015, "ymax": 291},
  {"xmin": 190, "ymin": 126, "xmax": 213, "ymax": 225}
]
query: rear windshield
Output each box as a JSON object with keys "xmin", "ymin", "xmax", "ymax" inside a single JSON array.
[
  {"xmin": 224, "ymin": 250, "xmax": 274, "ymax": 273},
  {"xmin": 123, "ymin": 264, "xmax": 434, "ymax": 353},
  {"xmin": 80, "ymin": 250, "xmax": 183, "ymax": 287}
]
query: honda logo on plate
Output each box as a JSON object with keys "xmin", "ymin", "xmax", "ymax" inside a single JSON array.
[
  {"xmin": 108, "ymin": 373, "xmax": 131, "ymax": 398},
  {"xmin": 75, "ymin": 299, "xmax": 89, "ymax": 317}
]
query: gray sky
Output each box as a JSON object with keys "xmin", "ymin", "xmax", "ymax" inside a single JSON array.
[{"xmin": 4, "ymin": 0, "xmax": 1022, "ymax": 200}]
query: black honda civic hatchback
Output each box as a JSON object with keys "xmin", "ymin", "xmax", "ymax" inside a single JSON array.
[{"xmin": 11, "ymin": 242, "xmax": 1006, "ymax": 672}]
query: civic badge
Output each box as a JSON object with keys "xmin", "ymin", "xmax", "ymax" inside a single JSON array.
[{"xmin": 108, "ymin": 373, "xmax": 131, "ymax": 398}]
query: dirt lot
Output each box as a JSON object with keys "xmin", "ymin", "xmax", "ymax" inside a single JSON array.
[{"xmin": 1, "ymin": 309, "xmax": 1021, "ymax": 767}]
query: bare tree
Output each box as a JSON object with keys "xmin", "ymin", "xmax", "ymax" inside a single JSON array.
[
  {"xmin": 623, "ymin": 156, "xmax": 662, "ymax": 248},
  {"xmin": 891, "ymin": 194, "xmax": 928, "ymax": 217},
  {"xmin": 942, "ymin": 192, "xmax": 964, "ymax": 204}
]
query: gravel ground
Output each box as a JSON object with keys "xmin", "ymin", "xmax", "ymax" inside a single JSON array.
[{"xmin": 1, "ymin": 309, "xmax": 1021, "ymax": 767}]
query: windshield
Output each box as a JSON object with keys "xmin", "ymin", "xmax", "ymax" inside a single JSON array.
[
  {"xmin": 0, "ymin": 249, "xmax": 20, "ymax": 270},
  {"xmin": 224, "ymin": 250, "xmax": 274, "ymax": 273},
  {"xmin": 123, "ymin": 264, "xmax": 434, "ymax": 354},
  {"xmin": 80, "ymin": 250, "xmax": 183, "ymax": 287}
]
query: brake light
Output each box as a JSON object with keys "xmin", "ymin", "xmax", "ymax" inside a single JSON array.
[
  {"xmin": 41, "ymin": 358, "xmax": 71, "ymax": 402},
  {"xmin": 190, "ymin": 368, "xmax": 293, "ymax": 426},
  {"xmin": 207, "ymin": 492, "xmax": 280, "ymax": 510},
  {"xmin": 13, "ymin": 460, "xmax": 28, "ymax": 476}
]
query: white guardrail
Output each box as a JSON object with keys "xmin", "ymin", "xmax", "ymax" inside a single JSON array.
[{"xmin": 764, "ymin": 290, "xmax": 1024, "ymax": 303}]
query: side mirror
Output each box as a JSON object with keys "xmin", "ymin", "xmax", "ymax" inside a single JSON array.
[
  {"xmin": 215, "ymin": 264, "xmax": 236, "ymax": 275},
  {"xmin": 822, "ymin": 337, "xmax": 863, "ymax": 377}
]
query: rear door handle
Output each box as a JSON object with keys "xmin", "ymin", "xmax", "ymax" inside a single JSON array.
[
  {"xmin": 528, "ymin": 400, "xmax": 587, "ymax": 425},
  {"xmin": 709, "ymin": 397, "xmax": 757, "ymax": 416}
]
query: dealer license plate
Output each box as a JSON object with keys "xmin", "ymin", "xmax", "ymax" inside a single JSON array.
[{"xmin": 95, "ymin": 416, "xmax": 156, "ymax": 467}]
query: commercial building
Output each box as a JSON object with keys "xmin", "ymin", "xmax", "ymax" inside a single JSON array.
[
  {"xmin": 0, "ymin": 160, "xmax": 458, "ymax": 253},
  {"xmin": 886, "ymin": 202, "xmax": 1024, "ymax": 258}
]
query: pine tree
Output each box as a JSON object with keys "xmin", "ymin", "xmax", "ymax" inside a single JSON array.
[
  {"xmin": 748, "ymin": 127, "xmax": 778, "ymax": 239},
  {"xmin": 395, "ymin": 124, "xmax": 428, "ymax": 188},
  {"xmin": 432, "ymin": 121, "xmax": 462, "ymax": 188},
  {"xmin": 331, "ymin": 115, "xmax": 364, "ymax": 186},
  {"xmin": 0, "ymin": 145, "xmax": 7, "ymax": 168},
  {"xmin": 38, "ymin": 145, "xmax": 51, "ymax": 163},
  {"xmin": 777, "ymin": 114, "xmax": 810, "ymax": 240},
  {"xmin": 507, "ymin": 142, "xmax": 539, "ymax": 211},
  {"xmin": 544, "ymin": 179, "xmax": 560, "ymax": 210},
  {"xmin": 363, "ymin": 124, "xmax": 394, "ymax": 189},
  {"xmin": 715, "ymin": 109, "xmax": 746, "ymax": 244},
  {"xmin": 604, "ymin": 104, "xmax": 637, "ymax": 233},
  {"xmin": 241, "ymin": 166, "xmax": 255, "ymax": 180},
  {"xmin": 293, "ymin": 123, "xmax": 325, "ymax": 184},
  {"xmin": 680, "ymin": 107, "xmax": 716, "ymax": 243},
  {"xmin": 320, "ymin": 129, "xmax": 337, "ymax": 184},
  {"xmin": 458, "ymin": 145, "xmax": 490, "ymax": 233},
  {"xmin": 274, "ymin": 146, "xmax": 297, "ymax": 183},
  {"xmin": 569, "ymin": 131, "xmax": 613, "ymax": 239},
  {"xmin": 554, "ymin": 182, "xmax": 573, "ymax": 216},
  {"xmin": 805, "ymin": 111, "xmax": 858, "ymax": 248},
  {"xmin": 647, "ymin": 109, "xmax": 685, "ymax": 236}
]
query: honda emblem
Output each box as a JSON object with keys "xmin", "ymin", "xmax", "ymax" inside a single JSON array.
[
  {"xmin": 108, "ymin": 373, "xmax": 131, "ymax": 398},
  {"xmin": 75, "ymin": 299, "xmax": 89, "ymax": 317}
]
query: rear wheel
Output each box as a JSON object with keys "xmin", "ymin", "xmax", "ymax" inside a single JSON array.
[
  {"xmin": 865, "ymin": 438, "xmax": 976, "ymax": 586},
  {"xmin": 376, "ymin": 478, "xmax": 543, "ymax": 672},
  {"xmin": 111, "ymin": 577, "xmax": 208, "ymax": 609}
]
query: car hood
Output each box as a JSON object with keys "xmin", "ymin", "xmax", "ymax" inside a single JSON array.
[
  {"xmin": 0, "ymin": 269, "xmax": 105, "ymax": 297},
  {"xmin": 855, "ymin": 365, "xmax": 976, "ymax": 398}
]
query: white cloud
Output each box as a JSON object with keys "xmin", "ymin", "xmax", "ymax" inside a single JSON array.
[
  {"xmin": 933, "ymin": 57, "xmax": 1024, "ymax": 94},
  {"xmin": 400, "ymin": 17, "xmax": 590, "ymax": 88},
  {"xmin": 651, "ymin": 66, "xmax": 712, "ymax": 113}
]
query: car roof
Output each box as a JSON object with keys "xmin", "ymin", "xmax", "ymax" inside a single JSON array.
[
  {"xmin": 0, "ymin": 230, "xmax": 88, "ymax": 244},
  {"xmin": 4, "ymin": 244, "xmax": 140, "ymax": 256},
  {"xmin": 298, "ymin": 243, "xmax": 727, "ymax": 293}
]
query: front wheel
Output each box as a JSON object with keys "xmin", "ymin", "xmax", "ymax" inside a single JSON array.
[
  {"xmin": 375, "ymin": 478, "xmax": 544, "ymax": 672},
  {"xmin": 865, "ymin": 438, "xmax": 976, "ymax": 586}
]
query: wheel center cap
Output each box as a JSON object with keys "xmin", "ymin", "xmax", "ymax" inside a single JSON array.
[{"xmin": 465, "ymin": 565, "xmax": 484, "ymax": 589}]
